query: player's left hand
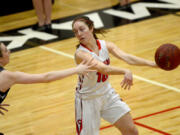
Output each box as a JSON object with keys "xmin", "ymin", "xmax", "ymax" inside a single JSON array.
[
  {"xmin": 120, "ymin": 70, "xmax": 133, "ymax": 90},
  {"xmin": 0, "ymin": 104, "xmax": 10, "ymax": 115},
  {"xmin": 76, "ymin": 58, "xmax": 97, "ymax": 76}
]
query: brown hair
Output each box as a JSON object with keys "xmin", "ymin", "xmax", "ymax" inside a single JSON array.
[{"xmin": 72, "ymin": 16, "xmax": 107, "ymax": 48}]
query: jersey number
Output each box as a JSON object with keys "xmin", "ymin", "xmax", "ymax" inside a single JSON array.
[
  {"xmin": 96, "ymin": 72, "xmax": 108, "ymax": 82},
  {"xmin": 96, "ymin": 58, "xmax": 110, "ymax": 83}
]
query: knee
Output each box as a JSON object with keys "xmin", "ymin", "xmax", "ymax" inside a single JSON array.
[
  {"xmin": 130, "ymin": 126, "xmax": 138, "ymax": 135},
  {"xmin": 120, "ymin": 126, "xmax": 139, "ymax": 135},
  {"xmin": 126, "ymin": 126, "xmax": 138, "ymax": 135}
]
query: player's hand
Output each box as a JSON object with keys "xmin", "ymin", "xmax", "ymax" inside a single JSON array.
[
  {"xmin": 120, "ymin": 70, "xmax": 133, "ymax": 90},
  {"xmin": 76, "ymin": 58, "xmax": 97, "ymax": 75},
  {"xmin": 0, "ymin": 104, "xmax": 10, "ymax": 115},
  {"xmin": 150, "ymin": 61, "xmax": 158, "ymax": 68},
  {"xmin": 119, "ymin": 0, "xmax": 130, "ymax": 6}
]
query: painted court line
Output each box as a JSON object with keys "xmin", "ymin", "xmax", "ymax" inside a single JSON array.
[
  {"xmin": 40, "ymin": 46, "xmax": 74, "ymax": 59},
  {"xmin": 134, "ymin": 106, "xmax": 180, "ymax": 120},
  {"xmin": 100, "ymin": 106, "xmax": 179, "ymax": 135},
  {"xmin": 133, "ymin": 75, "xmax": 180, "ymax": 93},
  {"xmin": 134, "ymin": 122, "xmax": 171, "ymax": 135},
  {"xmin": 100, "ymin": 122, "xmax": 171, "ymax": 135},
  {"xmin": 39, "ymin": 46, "xmax": 180, "ymax": 93}
]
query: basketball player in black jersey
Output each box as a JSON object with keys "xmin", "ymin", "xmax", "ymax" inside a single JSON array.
[{"xmin": 0, "ymin": 42, "xmax": 95, "ymax": 115}]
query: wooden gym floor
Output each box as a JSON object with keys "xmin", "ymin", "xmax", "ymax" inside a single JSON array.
[{"xmin": 0, "ymin": 0, "xmax": 180, "ymax": 135}]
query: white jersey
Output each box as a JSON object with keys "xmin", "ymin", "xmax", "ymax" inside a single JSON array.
[
  {"xmin": 75, "ymin": 40, "xmax": 131, "ymax": 135},
  {"xmin": 75, "ymin": 40, "xmax": 113, "ymax": 99}
]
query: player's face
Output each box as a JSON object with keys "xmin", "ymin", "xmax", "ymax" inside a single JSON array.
[
  {"xmin": 0, "ymin": 43, "xmax": 10, "ymax": 65},
  {"xmin": 73, "ymin": 21, "xmax": 94, "ymax": 44}
]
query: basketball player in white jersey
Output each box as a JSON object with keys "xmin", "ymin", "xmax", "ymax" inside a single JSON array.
[
  {"xmin": 0, "ymin": 42, "xmax": 95, "ymax": 115},
  {"xmin": 72, "ymin": 16, "xmax": 157, "ymax": 135}
]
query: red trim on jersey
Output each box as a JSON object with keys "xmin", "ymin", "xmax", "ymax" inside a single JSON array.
[
  {"xmin": 96, "ymin": 40, "xmax": 101, "ymax": 50},
  {"xmin": 80, "ymin": 43, "xmax": 92, "ymax": 52},
  {"xmin": 76, "ymin": 99, "xmax": 83, "ymax": 135},
  {"xmin": 80, "ymin": 40, "xmax": 101, "ymax": 52},
  {"xmin": 76, "ymin": 75, "xmax": 84, "ymax": 91}
]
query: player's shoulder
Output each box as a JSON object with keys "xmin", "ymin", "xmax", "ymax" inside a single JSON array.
[
  {"xmin": 75, "ymin": 50, "xmax": 93, "ymax": 64},
  {"xmin": 105, "ymin": 40, "xmax": 115, "ymax": 46},
  {"xmin": 1, "ymin": 70, "xmax": 18, "ymax": 80},
  {"xmin": 99, "ymin": 40, "xmax": 115, "ymax": 51},
  {"xmin": 98, "ymin": 40, "xmax": 114, "ymax": 46},
  {"xmin": 98, "ymin": 39, "xmax": 107, "ymax": 45},
  {"xmin": 75, "ymin": 49, "xmax": 91, "ymax": 59},
  {"xmin": 0, "ymin": 70, "xmax": 10, "ymax": 76}
]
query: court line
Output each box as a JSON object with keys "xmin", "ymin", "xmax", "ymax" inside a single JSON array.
[
  {"xmin": 100, "ymin": 122, "xmax": 171, "ymax": 135},
  {"xmin": 40, "ymin": 46, "xmax": 74, "ymax": 59},
  {"xmin": 39, "ymin": 46, "xmax": 180, "ymax": 93},
  {"xmin": 134, "ymin": 122, "xmax": 171, "ymax": 135},
  {"xmin": 133, "ymin": 106, "xmax": 180, "ymax": 120},
  {"xmin": 100, "ymin": 106, "xmax": 179, "ymax": 135},
  {"xmin": 133, "ymin": 75, "xmax": 180, "ymax": 93}
]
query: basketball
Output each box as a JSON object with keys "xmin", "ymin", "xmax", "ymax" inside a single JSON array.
[{"xmin": 155, "ymin": 43, "xmax": 180, "ymax": 70}]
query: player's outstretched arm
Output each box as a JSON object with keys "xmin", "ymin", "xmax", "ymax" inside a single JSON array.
[
  {"xmin": 106, "ymin": 41, "xmax": 157, "ymax": 67},
  {"xmin": 75, "ymin": 51, "xmax": 133, "ymax": 90},
  {"xmin": 6, "ymin": 59, "xmax": 95, "ymax": 84}
]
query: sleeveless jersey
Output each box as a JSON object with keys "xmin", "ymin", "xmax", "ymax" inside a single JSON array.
[
  {"xmin": 75, "ymin": 40, "xmax": 113, "ymax": 99},
  {"xmin": 0, "ymin": 66, "xmax": 10, "ymax": 104}
]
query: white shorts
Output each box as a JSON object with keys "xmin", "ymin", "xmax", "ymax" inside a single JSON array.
[{"xmin": 75, "ymin": 88, "xmax": 130, "ymax": 135}]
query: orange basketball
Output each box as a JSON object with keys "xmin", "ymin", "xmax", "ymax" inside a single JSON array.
[{"xmin": 155, "ymin": 44, "xmax": 180, "ymax": 71}]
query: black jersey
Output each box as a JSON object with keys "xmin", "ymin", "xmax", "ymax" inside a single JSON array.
[{"xmin": 0, "ymin": 66, "xmax": 10, "ymax": 104}]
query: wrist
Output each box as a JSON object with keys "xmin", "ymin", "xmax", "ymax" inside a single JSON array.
[
  {"xmin": 75, "ymin": 66, "xmax": 82, "ymax": 74},
  {"xmin": 123, "ymin": 69, "xmax": 131, "ymax": 75},
  {"xmin": 149, "ymin": 61, "xmax": 157, "ymax": 67}
]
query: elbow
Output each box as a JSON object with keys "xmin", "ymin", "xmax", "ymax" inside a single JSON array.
[
  {"xmin": 124, "ymin": 56, "xmax": 137, "ymax": 65},
  {"xmin": 125, "ymin": 57, "xmax": 137, "ymax": 65},
  {"xmin": 43, "ymin": 73, "xmax": 62, "ymax": 83},
  {"xmin": 43, "ymin": 74, "xmax": 53, "ymax": 83},
  {"xmin": 127, "ymin": 61, "xmax": 136, "ymax": 65},
  {"xmin": 97, "ymin": 66, "xmax": 110, "ymax": 75},
  {"xmin": 44, "ymin": 79, "xmax": 51, "ymax": 83}
]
